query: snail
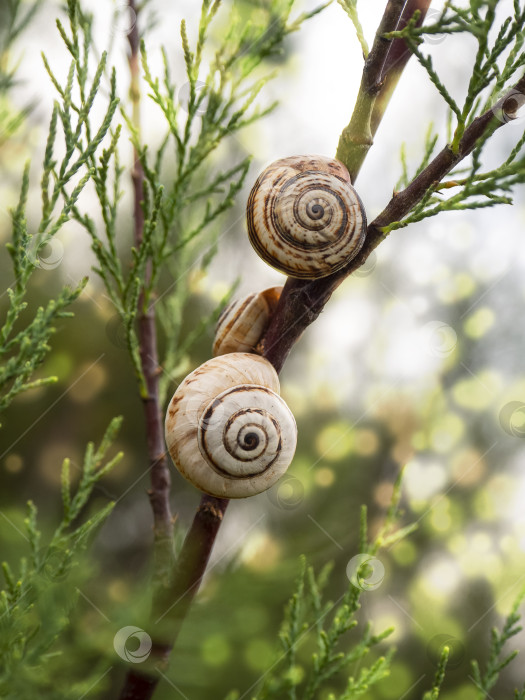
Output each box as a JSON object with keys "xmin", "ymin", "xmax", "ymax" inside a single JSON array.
[
  {"xmin": 246, "ymin": 155, "xmax": 366, "ymax": 279},
  {"xmin": 213, "ymin": 286, "xmax": 282, "ymax": 356},
  {"xmin": 165, "ymin": 353, "xmax": 297, "ymax": 498}
]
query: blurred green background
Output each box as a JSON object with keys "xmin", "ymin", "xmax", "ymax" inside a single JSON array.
[{"xmin": 2, "ymin": 1, "xmax": 525, "ymax": 698}]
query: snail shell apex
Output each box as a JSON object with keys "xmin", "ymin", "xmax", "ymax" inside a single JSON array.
[
  {"xmin": 213, "ymin": 286, "xmax": 282, "ymax": 356},
  {"xmin": 165, "ymin": 353, "xmax": 297, "ymax": 498},
  {"xmin": 247, "ymin": 155, "xmax": 367, "ymax": 280}
]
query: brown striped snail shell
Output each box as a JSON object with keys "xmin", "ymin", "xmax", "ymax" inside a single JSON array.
[
  {"xmin": 213, "ymin": 286, "xmax": 282, "ymax": 356},
  {"xmin": 247, "ymin": 155, "xmax": 367, "ymax": 279},
  {"xmin": 165, "ymin": 353, "xmax": 297, "ymax": 498}
]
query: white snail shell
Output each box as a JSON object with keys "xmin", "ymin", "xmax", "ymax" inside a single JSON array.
[
  {"xmin": 165, "ymin": 353, "xmax": 297, "ymax": 498},
  {"xmin": 213, "ymin": 286, "xmax": 282, "ymax": 356},
  {"xmin": 247, "ymin": 155, "xmax": 366, "ymax": 279}
]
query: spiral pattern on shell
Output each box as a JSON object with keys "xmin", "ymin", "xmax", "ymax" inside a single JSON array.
[
  {"xmin": 213, "ymin": 286, "xmax": 282, "ymax": 356},
  {"xmin": 165, "ymin": 353, "xmax": 297, "ymax": 498},
  {"xmin": 247, "ymin": 155, "xmax": 367, "ymax": 279}
]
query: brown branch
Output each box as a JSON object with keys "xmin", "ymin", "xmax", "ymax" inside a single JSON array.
[
  {"xmin": 336, "ymin": 0, "xmax": 431, "ymax": 181},
  {"xmin": 370, "ymin": 0, "xmax": 432, "ymax": 135},
  {"xmin": 118, "ymin": 3, "xmax": 175, "ymax": 698},
  {"xmin": 118, "ymin": 496, "xmax": 228, "ymax": 700}
]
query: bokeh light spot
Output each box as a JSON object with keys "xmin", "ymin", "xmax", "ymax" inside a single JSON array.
[
  {"xmin": 69, "ymin": 363, "xmax": 107, "ymax": 403},
  {"xmin": 377, "ymin": 662, "xmax": 412, "ymax": 698},
  {"xmin": 464, "ymin": 306, "xmax": 495, "ymax": 339},
  {"xmin": 430, "ymin": 413, "xmax": 464, "ymax": 453},
  {"xmin": 354, "ymin": 428, "xmax": 379, "ymax": 456},
  {"xmin": 315, "ymin": 422, "xmax": 354, "ymax": 461},
  {"xmin": 450, "ymin": 449, "xmax": 486, "ymax": 486},
  {"xmin": 243, "ymin": 638, "xmax": 274, "ymax": 672},
  {"xmin": 108, "ymin": 579, "xmax": 129, "ymax": 602},
  {"xmin": 284, "ymin": 665, "xmax": 304, "ymax": 686},
  {"xmin": 44, "ymin": 351, "xmax": 74, "ymax": 380},
  {"xmin": 241, "ymin": 533, "xmax": 281, "ymax": 571},
  {"xmin": 430, "ymin": 499, "xmax": 452, "ymax": 533},
  {"xmin": 4, "ymin": 454, "xmax": 23, "ymax": 473},
  {"xmin": 314, "ymin": 467, "xmax": 335, "ymax": 487},
  {"xmin": 405, "ymin": 458, "xmax": 447, "ymax": 501},
  {"xmin": 202, "ymin": 633, "xmax": 231, "ymax": 667},
  {"xmin": 374, "ymin": 481, "xmax": 394, "ymax": 508},
  {"xmin": 421, "ymin": 557, "xmax": 461, "ymax": 598},
  {"xmin": 452, "ymin": 372, "xmax": 500, "ymax": 411},
  {"xmin": 391, "ymin": 539, "xmax": 417, "ymax": 566},
  {"xmin": 39, "ymin": 444, "xmax": 82, "ymax": 487}
]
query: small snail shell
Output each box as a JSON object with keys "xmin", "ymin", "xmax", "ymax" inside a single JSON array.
[
  {"xmin": 247, "ymin": 155, "xmax": 367, "ymax": 279},
  {"xmin": 213, "ymin": 286, "xmax": 282, "ymax": 356},
  {"xmin": 165, "ymin": 353, "xmax": 297, "ymax": 498}
]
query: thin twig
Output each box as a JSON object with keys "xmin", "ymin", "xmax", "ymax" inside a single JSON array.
[
  {"xmin": 127, "ymin": 0, "xmax": 174, "ymax": 579},
  {"xmin": 118, "ymin": 2, "xmax": 175, "ymax": 697}
]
